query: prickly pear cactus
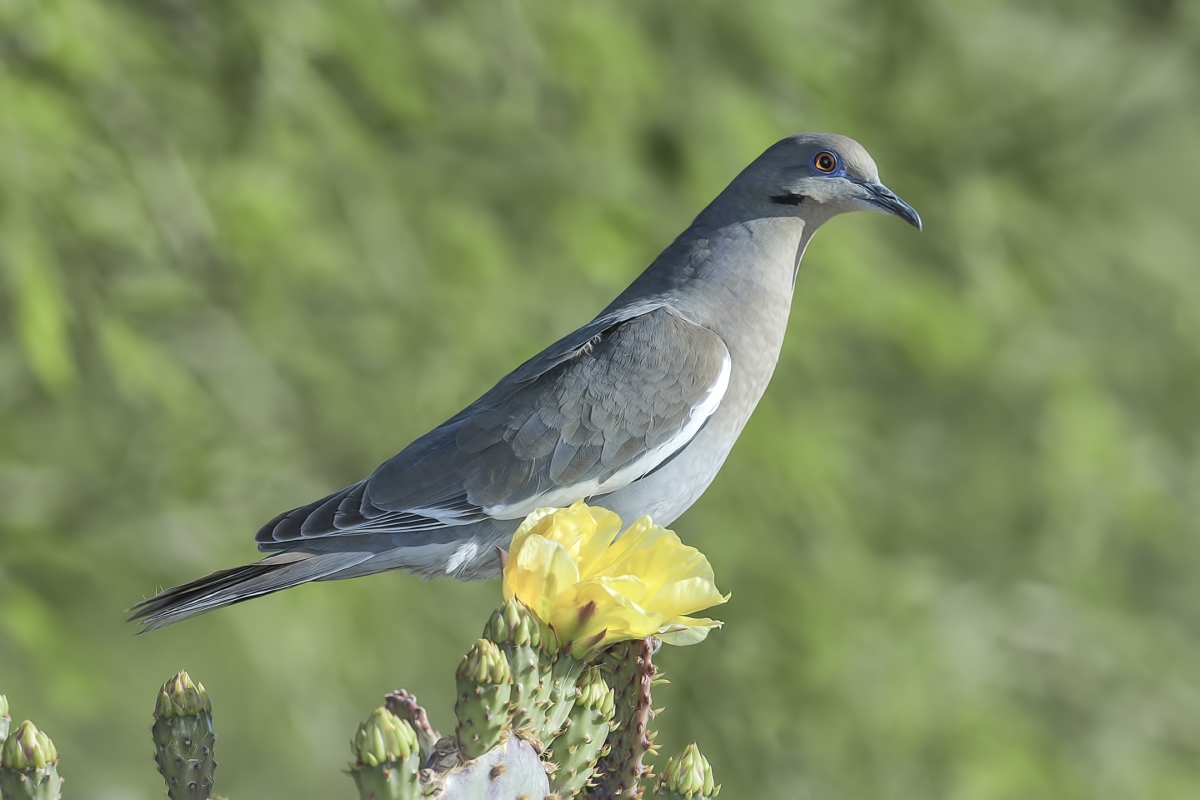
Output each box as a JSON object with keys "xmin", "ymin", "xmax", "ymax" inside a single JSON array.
[
  {"xmin": 0, "ymin": 720, "xmax": 63, "ymax": 800},
  {"xmin": 334, "ymin": 490, "xmax": 732, "ymax": 800},
  {"xmin": 483, "ymin": 599, "xmax": 547, "ymax": 734},
  {"xmin": 152, "ymin": 671, "xmax": 216, "ymax": 800},
  {"xmin": 349, "ymin": 707, "xmax": 421, "ymax": 800},
  {"xmin": 656, "ymin": 744, "xmax": 720, "ymax": 799},
  {"xmin": 545, "ymin": 665, "xmax": 615, "ymax": 796},
  {"xmin": 342, "ymin": 622, "xmax": 728, "ymax": 800},
  {"xmin": 454, "ymin": 639, "xmax": 512, "ymax": 759},
  {"xmin": 586, "ymin": 638, "xmax": 659, "ymax": 799},
  {"xmin": 0, "ymin": 695, "xmax": 9, "ymax": 743}
]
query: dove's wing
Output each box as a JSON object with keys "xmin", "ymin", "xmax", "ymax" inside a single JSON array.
[{"xmin": 256, "ymin": 304, "xmax": 730, "ymax": 546}]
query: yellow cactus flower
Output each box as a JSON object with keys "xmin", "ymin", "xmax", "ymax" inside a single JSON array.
[{"xmin": 502, "ymin": 501, "xmax": 728, "ymax": 657}]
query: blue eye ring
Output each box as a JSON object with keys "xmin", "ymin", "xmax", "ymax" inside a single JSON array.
[{"xmin": 811, "ymin": 150, "xmax": 839, "ymax": 174}]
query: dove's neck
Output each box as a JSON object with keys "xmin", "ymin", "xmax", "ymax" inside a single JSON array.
[
  {"xmin": 598, "ymin": 214, "xmax": 816, "ymax": 433},
  {"xmin": 611, "ymin": 215, "xmax": 814, "ymax": 358}
]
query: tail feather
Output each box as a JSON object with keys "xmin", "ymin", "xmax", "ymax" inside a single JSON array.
[{"xmin": 128, "ymin": 551, "xmax": 373, "ymax": 631}]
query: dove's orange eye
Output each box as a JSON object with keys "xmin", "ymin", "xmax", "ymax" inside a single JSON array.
[{"xmin": 812, "ymin": 151, "xmax": 838, "ymax": 174}]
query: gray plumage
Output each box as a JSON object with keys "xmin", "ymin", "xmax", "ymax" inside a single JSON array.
[{"xmin": 130, "ymin": 133, "xmax": 920, "ymax": 629}]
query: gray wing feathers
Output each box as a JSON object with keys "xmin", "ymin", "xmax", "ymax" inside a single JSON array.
[{"xmin": 256, "ymin": 305, "xmax": 729, "ymax": 546}]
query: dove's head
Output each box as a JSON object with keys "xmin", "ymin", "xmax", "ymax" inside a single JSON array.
[{"xmin": 723, "ymin": 133, "xmax": 921, "ymax": 231}]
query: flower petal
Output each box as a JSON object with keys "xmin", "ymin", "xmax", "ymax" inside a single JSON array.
[
  {"xmin": 656, "ymin": 616, "xmax": 724, "ymax": 646},
  {"xmin": 505, "ymin": 534, "xmax": 580, "ymax": 622},
  {"xmin": 562, "ymin": 501, "xmax": 624, "ymax": 576},
  {"xmin": 587, "ymin": 515, "xmax": 661, "ymax": 576},
  {"xmin": 500, "ymin": 503, "xmax": 727, "ymax": 657},
  {"xmin": 506, "ymin": 506, "xmax": 566, "ymax": 567},
  {"xmin": 645, "ymin": 576, "xmax": 729, "ymax": 621},
  {"xmin": 555, "ymin": 578, "xmax": 668, "ymax": 656}
]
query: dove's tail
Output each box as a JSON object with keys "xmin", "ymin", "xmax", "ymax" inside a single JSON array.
[{"xmin": 127, "ymin": 551, "xmax": 373, "ymax": 631}]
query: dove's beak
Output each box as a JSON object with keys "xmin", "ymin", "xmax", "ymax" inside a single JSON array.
[{"xmin": 861, "ymin": 182, "xmax": 922, "ymax": 231}]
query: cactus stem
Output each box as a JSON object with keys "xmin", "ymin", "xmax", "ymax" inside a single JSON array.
[{"xmin": 584, "ymin": 638, "xmax": 659, "ymax": 799}]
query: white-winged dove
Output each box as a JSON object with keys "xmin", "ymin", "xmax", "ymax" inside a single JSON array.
[{"xmin": 131, "ymin": 133, "xmax": 920, "ymax": 629}]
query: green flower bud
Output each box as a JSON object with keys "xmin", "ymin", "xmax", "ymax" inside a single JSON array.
[
  {"xmin": 352, "ymin": 708, "xmax": 418, "ymax": 768},
  {"xmin": 484, "ymin": 599, "xmax": 541, "ymax": 649},
  {"xmin": 659, "ymin": 743, "xmax": 719, "ymax": 798},
  {"xmin": 1, "ymin": 720, "xmax": 57, "ymax": 770},
  {"xmin": 154, "ymin": 671, "xmax": 211, "ymax": 719},
  {"xmin": 0, "ymin": 695, "xmax": 8, "ymax": 718},
  {"xmin": 456, "ymin": 639, "xmax": 511, "ymax": 685},
  {"xmin": 575, "ymin": 666, "xmax": 615, "ymax": 715},
  {"xmin": 540, "ymin": 624, "xmax": 561, "ymax": 655}
]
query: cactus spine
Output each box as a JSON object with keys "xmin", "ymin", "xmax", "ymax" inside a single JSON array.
[
  {"xmin": 349, "ymin": 707, "xmax": 421, "ymax": 800},
  {"xmin": 0, "ymin": 695, "xmax": 9, "ymax": 743},
  {"xmin": 454, "ymin": 639, "xmax": 512, "ymax": 759},
  {"xmin": 152, "ymin": 671, "xmax": 216, "ymax": 800},
  {"xmin": 484, "ymin": 600, "xmax": 548, "ymax": 734},
  {"xmin": 656, "ymin": 744, "xmax": 719, "ymax": 799},
  {"xmin": 0, "ymin": 720, "xmax": 63, "ymax": 800},
  {"xmin": 545, "ymin": 666, "xmax": 615, "ymax": 796}
]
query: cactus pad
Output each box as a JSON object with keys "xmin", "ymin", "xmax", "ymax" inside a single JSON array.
[
  {"xmin": 435, "ymin": 733, "xmax": 549, "ymax": 799},
  {"xmin": 484, "ymin": 600, "xmax": 549, "ymax": 734},
  {"xmin": 545, "ymin": 665, "xmax": 615, "ymax": 795},
  {"xmin": 454, "ymin": 639, "xmax": 512, "ymax": 759},
  {"xmin": 152, "ymin": 671, "xmax": 216, "ymax": 800}
]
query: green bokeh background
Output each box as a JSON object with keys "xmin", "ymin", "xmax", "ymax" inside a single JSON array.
[{"xmin": 2, "ymin": 1, "xmax": 1199, "ymax": 797}]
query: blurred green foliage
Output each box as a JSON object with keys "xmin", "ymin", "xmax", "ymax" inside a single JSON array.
[{"xmin": 1, "ymin": 0, "xmax": 1199, "ymax": 797}]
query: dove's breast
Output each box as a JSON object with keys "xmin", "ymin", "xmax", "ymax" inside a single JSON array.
[{"xmin": 595, "ymin": 216, "xmax": 810, "ymax": 526}]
